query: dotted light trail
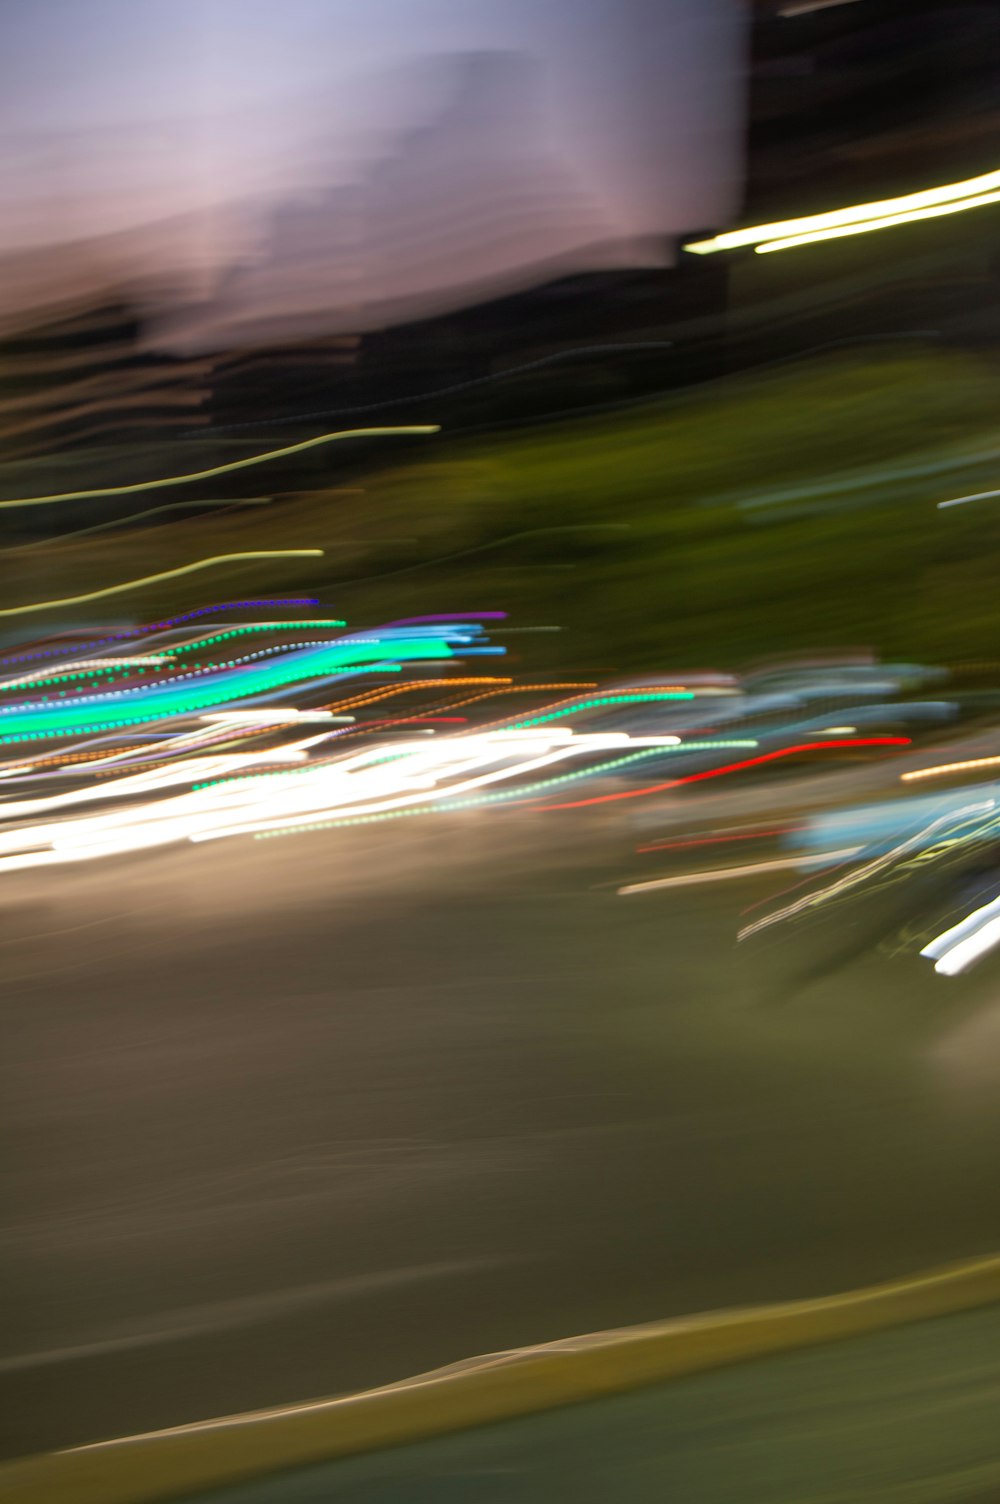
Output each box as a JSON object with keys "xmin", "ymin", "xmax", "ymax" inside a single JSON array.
[
  {"xmin": 0, "ymin": 634, "xmax": 461, "ymax": 745},
  {"xmin": 505, "ymin": 691, "xmax": 694, "ymax": 729},
  {"xmin": 0, "ymin": 609, "xmax": 937, "ymax": 884}
]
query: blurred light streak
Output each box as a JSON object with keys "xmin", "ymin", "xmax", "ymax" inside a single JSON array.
[
  {"xmin": 0, "ymin": 715, "xmax": 304, "ymax": 779},
  {"xmin": 385, "ymin": 614, "xmax": 508, "ymax": 627},
  {"xmin": 0, "ymin": 657, "xmax": 171, "ymax": 693},
  {"xmin": 0, "ymin": 728, "xmax": 683, "ymax": 870},
  {"xmin": 322, "ymin": 678, "xmax": 513, "ymax": 713},
  {"xmin": 199, "ymin": 711, "xmax": 340, "ymax": 724},
  {"xmin": 432, "ymin": 683, "xmax": 601, "ymax": 718},
  {"xmin": 779, "ymin": 0, "xmax": 861, "ymax": 15},
  {"xmin": 0, "ymin": 552, "xmax": 324, "ymax": 619},
  {"xmin": 685, "ymin": 167, "xmax": 1000, "ymax": 256},
  {"xmin": 0, "ymin": 428, "xmax": 439, "ymax": 509},
  {"xmin": 145, "ymin": 599, "xmax": 317, "ymax": 626},
  {"xmin": 0, "ymin": 602, "xmax": 322, "ymax": 671},
  {"xmin": 739, "ymin": 799, "xmax": 995, "ymax": 942},
  {"xmin": 0, "ymin": 633, "xmax": 472, "ymax": 745},
  {"xmin": 528, "ymin": 738, "xmax": 910, "ymax": 811},
  {"xmin": 498, "ymin": 690, "xmax": 696, "ymax": 731},
  {"xmin": 163, "ymin": 623, "xmax": 347, "ymax": 655},
  {"xmin": 141, "ymin": 601, "xmax": 321, "ymax": 636},
  {"xmin": 902, "ymin": 755, "xmax": 1000, "ymax": 783},
  {"xmin": 787, "ymin": 789, "xmax": 1000, "ymax": 858},
  {"xmin": 253, "ymin": 747, "xmax": 690, "ymax": 843},
  {"xmin": 268, "ymin": 751, "xmax": 692, "ymax": 839},
  {"xmin": 0, "ymin": 747, "xmax": 148, "ymax": 777},
  {"xmin": 0, "ymin": 747, "xmax": 323, "ymax": 820},
  {"xmin": 937, "ymin": 489, "xmax": 1000, "ymax": 510},
  {"xmin": 0, "ymin": 611, "xmax": 934, "ymax": 882},
  {"xmin": 154, "ymin": 742, "xmax": 623, "ymax": 846},
  {"xmin": 636, "ymin": 827, "xmax": 800, "ymax": 854},
  {"xmin": 922, "ymin": 896, "xmax": 1000, "ymax": 975},
  {"xmin": 755, "ymin": 191, "xmax": 1000, "ymax": 254},
  {"xmin": 328, "ymin": 682, "xmax": 600, "ymax": 715},
  {"xmin": 619, "ymin": 851, "xmax": 862, "ymax": 894},
  {"xmin": 768, "ymin": 705, "xmax": 955, "ymax": 743}
]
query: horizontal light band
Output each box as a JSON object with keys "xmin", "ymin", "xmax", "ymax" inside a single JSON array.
[
  {"xmin": 684, "ymin": 166, "xmax": 1000, "ymax": 256},
  {"xmin": 756, "ymin": 189, "xmax": 1000, "ymax": 254}
]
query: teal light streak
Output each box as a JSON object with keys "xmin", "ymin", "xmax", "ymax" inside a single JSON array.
[
  {"xmin": 0, "ymin": 638, "xmax": 448, "ymax": 745},
  {"xmin": 62, "ymin": 637, "xmax": 352, "ymax": 705},
  {"xmin": 3, "ymin": 625, "xmax": 350, "ymax": 704}
]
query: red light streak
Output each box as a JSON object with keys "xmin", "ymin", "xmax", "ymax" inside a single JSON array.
[{"xmin": 524, "ymin": 738, "xmax": 911, "ymax": 812}]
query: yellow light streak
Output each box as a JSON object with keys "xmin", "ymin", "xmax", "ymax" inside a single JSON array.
[
  {"xmin": 0, "ymin": 426, "xmax": 439, "ymax": 508},
  {"xmin": 756, "ymin": 190, "xmax": 1000, "ymax": 254},
  {"xmin": 0, "ymin": 551, "xmax": 324, "ymax": 618},
  {"xmin": 902, "ymin": 754, "xmax": 1000, "ymax": 783},
  {"xmin": 684, "ymin": 167, "xmax": 1000, "ymax": 256}
]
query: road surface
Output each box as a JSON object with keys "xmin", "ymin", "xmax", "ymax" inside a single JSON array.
[{"xmin": 4, "ymin": 800, "xmax": 1000, "ymax": 1460}]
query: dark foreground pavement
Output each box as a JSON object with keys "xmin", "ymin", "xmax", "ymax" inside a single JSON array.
[
  {"xmin": 5, "ymin": 805, "xmax": 1000, "ymax": 1460},
  {"xmin": 186, "ymin": 1303, "xmax": 1000, "ymax": 1504}
]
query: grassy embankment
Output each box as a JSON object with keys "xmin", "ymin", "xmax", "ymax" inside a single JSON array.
[{"xmin": 4, "ymin": 344, "xmax": 1000, "ymax": 675}]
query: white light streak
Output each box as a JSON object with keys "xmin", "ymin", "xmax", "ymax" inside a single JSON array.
[
  {"xmin": 937, "ymin": 489, "xmax": 1000, "ymax": 511},
  {"xmin": 618, "ymin": 849, "xmax": 861, "ymax": 895},
  {"xmin": 0, "ymin": 656, "xmax": 171, "ymax": 691},
  {"xmin": 0, "ymin": 730, "xmax": 684, "ymax": 872},
  {"xmin": 199, "ymin": 710, "xmax": 344, "ymax": 724},
  {"xmin": 922, "ymin": 895, "xmax": 1000, "ymax": 976},
  {"xmin": 737, "ymin": 800, "xmax": 995, "ymax": 942},
  {"xmin": 779, "ymin": 0, "xmax": 861, "ymax": 15}
]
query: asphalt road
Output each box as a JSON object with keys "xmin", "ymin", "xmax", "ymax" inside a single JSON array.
[{"xmin": 5, "ymin": 796, "xmax": 1000, "ymax": 1461}]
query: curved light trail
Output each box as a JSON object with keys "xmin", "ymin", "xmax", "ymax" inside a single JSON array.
[
  {"xmin": 0, "ymin": 425, "xmax": 439, "ymax": 508},
  {"xmin": 0, "ymin": 551, "xmax": 325, "ymax": 619}
]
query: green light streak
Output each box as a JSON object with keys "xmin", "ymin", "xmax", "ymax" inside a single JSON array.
[
  {"xmin": 506, "ymin": 691, "xmax": 693, "ymax": 729},
  {"xmin": 0, "ymin": 663, "xmax": 132, "ymax": 696},
  {"xmin": 163, "ymin": 622, "xmax": 346, "ymax": 655}
]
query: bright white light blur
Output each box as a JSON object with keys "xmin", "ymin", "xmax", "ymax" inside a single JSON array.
[
  {"xmin": 0, "ymin": 729, "xmax": 683, "ymax": 872},
  {"xmin": 922, "ymin": 895, "xmax": 1000, "ymax": 976}
]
